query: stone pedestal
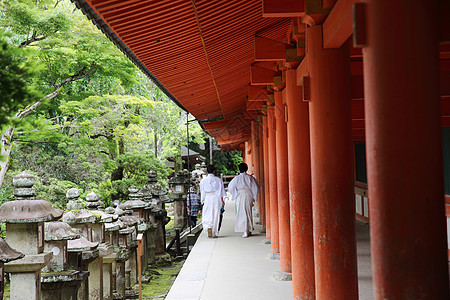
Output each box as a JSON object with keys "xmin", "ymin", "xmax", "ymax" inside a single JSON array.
[
  {"xmin": 146, "ymin": 225, "xmax": 157, "ymax": 265},
  {"xmin": 103, "ymin": 253, "xmax": 117, "ymax": 300},
  {"xmin": 87, "ymin": 256, "xmax": 103, "ymax": 300},
  {"xmin": 154, "ymin": 209, "xmax": 167, "ymax": 254},
  {"xmin": 114, "ymin": 248, "xmax": 130, "ymax": 300},
  {"xmin": 128, "ymin": 246, "xmax": 138, "ymax": 287},
  {"xmin": 5, "ymin": 253, "xmax": 53, "ymax": 300},
  {"xmin": 173, "ymin": 199, "xmax": 187, "ymax": 229}
]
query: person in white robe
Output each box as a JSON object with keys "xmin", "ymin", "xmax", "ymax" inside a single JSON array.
[
  {"xmin": 228, "ymin": 162, "xmax": 259, "ymax": 238},
  {"xmin": 200, "ymin": 164, "xmax": 226, "ymax": 238}
]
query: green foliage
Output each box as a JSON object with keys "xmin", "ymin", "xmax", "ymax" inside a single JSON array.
[
  {"xmin": 212, "ymin": 150, "xmax": 243, "ymax": 176},
  {"xmin": 34, "ymin": 178, "xmax": 78, "ymax": 209},
  {"xmin": 0, "ymin": 29, "xmax": 42, "ymax": 129},
  {"xmin": 106, "ymin": 151, "xmax": 168, "ymax": 199}
]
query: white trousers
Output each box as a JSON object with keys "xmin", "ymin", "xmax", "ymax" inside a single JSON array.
[
  {"xmin": 234, "ymin": 189, "xmax": 254, "ymax": 233},
  {"xmin": 202, "ymin": 192, "xmax": 222, "ymax": 236}
]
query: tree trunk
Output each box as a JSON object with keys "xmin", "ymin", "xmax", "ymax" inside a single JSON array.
[{"xmin": 0, "ymin": 127, "xmax": 16, "ymax": 188}]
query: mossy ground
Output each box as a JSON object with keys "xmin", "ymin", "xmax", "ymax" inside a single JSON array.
[{"xmin": 142, "ymin": 259, "xmax": 185, "ymax": 299}]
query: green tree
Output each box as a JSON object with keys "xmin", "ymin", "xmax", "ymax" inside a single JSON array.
[
  {"xmin": 0, "ymin": 30, "xmax": 41, "ymax": 128},
  {"xmin": 213, "ymin": 150, "xmax": 243, "ymax": 176},
  {"xmin": 0, "ymin": 0, "xmax": 138, "ymax": 187}
]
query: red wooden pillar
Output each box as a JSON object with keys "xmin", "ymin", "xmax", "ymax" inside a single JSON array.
[
  {"xmin": 251, "ymin": 121, "xmax": 262, "ymax": 220},
  {"xmin": 275, "ymin": 91, "xmax": 291, "ymax": 272},
  {"xmin": 267, "ymin": 105, "xmax": 279, "ymax": 253},
  {"xmin": 262, "ymin": 115, "xmax": 271, "ymax": 240},
  {"xmin": 257, "ymin": 121, "xmax": 266, "ymax": 228},
  {"xmin": 285, "ymin": 68, "xmax": 314, "ymax": 298},
  {"xmin": 244, "ymin": 141, "xmax": 249, "ymax": 164},
  {"xmin": 307, "ymin": 25, "xmax": 358, "ymax": 299},
  {"xmin": 362, "ymin": 1, "xmax": 449, "ymax": 298},
  {"xmin": 246, "ymin": 141, "xmax": 253, "ymax": 173}
]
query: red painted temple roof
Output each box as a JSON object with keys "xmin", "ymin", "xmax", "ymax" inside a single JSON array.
[
  {"xmin": 74, "ymin": 0, "xmax": 291, "ymax": 149},
  {"xmin": 72, "ymin": 0, "xmax": 450, "ymax": 149}
]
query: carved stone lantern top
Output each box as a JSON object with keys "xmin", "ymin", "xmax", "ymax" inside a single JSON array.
[
  {"xmin": 0, "ymin": 172, "xmax": 63, "ymax": 223},
  {"xmin": 85, "ymin": 191, "xmax": 101, "ymax": 209},
  {"xmin": 120, "ymin": 215, "xmax": 139, "ymax": 227},
  {"xmin": 128, "ymin": 185, "xmax": 139, "ymax": 194},
  {"xmin": 105, "ymin": 219, "xmax": 123, "ymax": 232},
  {"xmin": 90, "ymin": 210, "xmax": 113, "ymax": 223},
  {"xmin": 67, "ymin": 236, "xmax": 98, "ymax": 252},
  {"xmin": 66, "ymin": 188, "xmax": 83, "ymax": 210},
  {"xmin": 62, "ymin": 210, "xmax": 96, "ymax": 225},
  {"xmin": 44, "ymin": 222, "xmax": 80, "ymax": 241}
]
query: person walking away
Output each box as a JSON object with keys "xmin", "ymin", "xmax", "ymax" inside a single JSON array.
[
  {"xmin": 228, "ymin": 163, "xmax": 259, "ymax": 238},
  {"xmin": 187, "ymin": 187, "xmax": 201, "ymax": 227},
  {"xmin": 200, "ymin": 164, "xmax": 226, "ymax": 238}
]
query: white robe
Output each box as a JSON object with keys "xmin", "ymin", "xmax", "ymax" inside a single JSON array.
[
  {"xmin": 200, "ymin": 174, "xmax": 226, "ymax": 236},
  {"xmin": 228, "ymin": 173, "xmax": 259, "ymax": 232}
]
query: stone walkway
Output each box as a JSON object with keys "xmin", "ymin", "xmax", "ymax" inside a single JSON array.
[{"xmin": 166, "ymin": 199, "xmax": 373, "ymax": 300}]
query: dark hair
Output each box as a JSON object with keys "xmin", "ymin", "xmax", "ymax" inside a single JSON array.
[
  {"xmin": 238, "ymin": 162, "xmax": 248, "ymax": 173},
  {"xmin": 207, "ymin": 164, "xmax": 215, "ymax": 173}
]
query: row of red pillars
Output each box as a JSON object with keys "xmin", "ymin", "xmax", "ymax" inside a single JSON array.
[{"xmin": 245, "ymin": 2, "xmax": 449, "ymax": 299}]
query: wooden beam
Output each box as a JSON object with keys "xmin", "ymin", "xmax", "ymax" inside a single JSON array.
[
  {"xmin": 251, "ymin": 65, "xmax": 278, "ymax": 85},
  {"xmin": 248, "ymin": 86, "xmax": 270, "ymax": 101},
  {"xmin": 255, "ymin": 36, "xmax": 292, "ymax": 61},
  {"xmin": 296, "ymin": 56, "xmax": 309, "ymax": 85},
  {"xmin": 246, "ymin": 100, "xmax": 265, "ymax": 111},
  {"xmin": 262, "ymin": 0, "xmax": 305, "ymax": 17},
  {"xmin": 323, "ymin": 0, "xmax": 360, "ymax": 49}
]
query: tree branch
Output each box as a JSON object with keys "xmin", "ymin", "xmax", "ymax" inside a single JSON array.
[
  {"xmin": 90, "ymin": 132, "xmax": 114, "ymax": 139},
  {"xmin": 14, "ymin": 66, "xmax": 89, "ymax": 120},
  {"xmin": 19, "ymin": 33, "xmax": 47, "ymax": 48}
]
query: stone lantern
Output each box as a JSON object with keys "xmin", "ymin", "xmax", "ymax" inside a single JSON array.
[
  {"xmin": 112, "ymin": 206, "xmax": 131, "ymax": 300},
  {"xmin": 41, "ymin": 221, "xmax": 85, "ymax": 300},
  {"xmin": 168, "ymin": 169, "xmax": 191, "ymax": 229},
  {"xmin": 0, "ymin": 171, "xmax": 62, "ymax": 300},
  {"xmin": 86, "ymin": 192, "xmax": 111, "ymax": 244},
  {"xmin": 103, "ymin": 207, "xmax": 121, "ymax": 300},
  {"xmin": 125, "ymin": 185, "xmax": 152, "ymax": 274},
  {"xmin": 124, "ymin": 185, "xmax": 147, "ymax": 219},
  {"xmin": 85, "ymin": 192, "xmax": 118, "ymax": 300},
  {"xmin": 62, "ymin": 189, "xmax": 104, "ymax": 300},
  {"xmin": 0, "ymin": 238, "xmax": 23, "ymax": 299},
  {"xmin": 191, "ymin": 163, "xmax": 205, "ymax": 194},
  {"xmin": 120, "ymin": 212, "xmax": 140, "ymax": 294},
  {"xmin": 67, "ymin": 237, "xmax": 98, "ymax": 300},
  {"xmin": 139, "ymin": 170, "xmax": 169, "ymax": 256}
]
